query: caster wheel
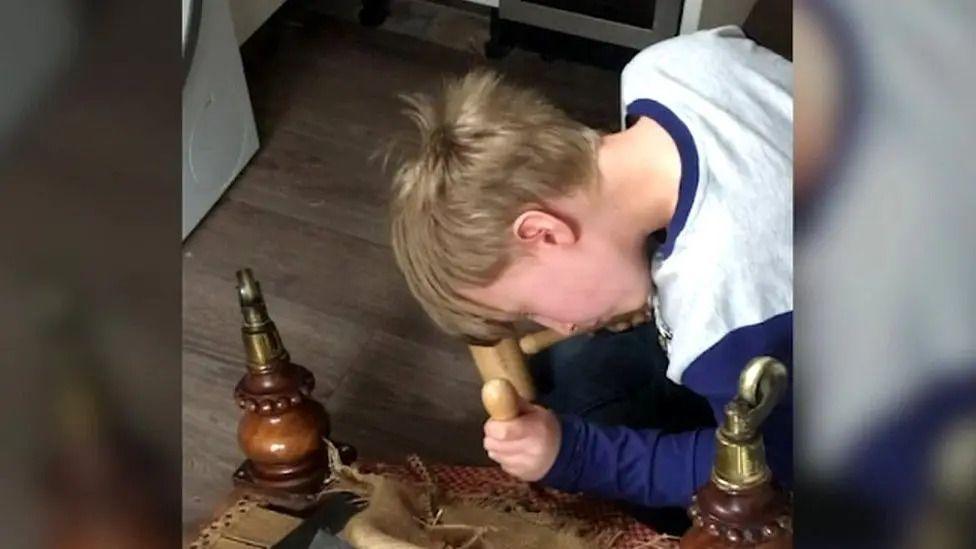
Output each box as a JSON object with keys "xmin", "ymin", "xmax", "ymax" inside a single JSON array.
[{"xmin": 337, "ymin": 443, "xmax": 358, "ymax": 465}]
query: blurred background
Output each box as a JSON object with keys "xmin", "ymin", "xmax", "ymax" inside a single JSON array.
[
  {"xmin": 794, "ymin": 1, "xmax": 975, "ymax": 547},
  {"xmin": 0, "ymin": 1, "xmax": 180, "ymax": 547},
  {"xmin": 0, "ymin": 0, "xmax": 972, "ymax": 547}
]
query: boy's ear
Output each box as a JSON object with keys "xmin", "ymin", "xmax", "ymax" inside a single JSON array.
[{"xmin": 512, "ymin": 210, "xmax": 576, "ymax": 247}]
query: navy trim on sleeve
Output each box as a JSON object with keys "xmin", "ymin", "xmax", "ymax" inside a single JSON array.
[{"xmin": 625, "ymin": 98, "xmax": 700, "ymax": 259}]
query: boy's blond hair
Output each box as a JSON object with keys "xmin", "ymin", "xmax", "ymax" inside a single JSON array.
[{"xmin": 389, "ymin": 70, "xmax": 600, "ymax": 341}]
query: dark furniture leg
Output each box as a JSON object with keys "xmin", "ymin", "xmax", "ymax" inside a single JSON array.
[
  {"xmin": 484, "ymin": 8, "xmax": 513, "ymax": 59},
  {"xmin": 232, "ymin": 268, "xmax": 356, "ymax": 511},
  {"xmin": 359, "ymin": 0, "xmax": 390, "ymax": 27}
]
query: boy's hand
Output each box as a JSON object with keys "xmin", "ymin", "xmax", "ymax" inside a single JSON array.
[{"xmin": 483, "ymin": 399, "xmax": 561, "ymax": 482}]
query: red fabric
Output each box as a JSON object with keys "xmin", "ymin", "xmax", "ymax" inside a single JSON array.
[{"xmin": 362, "ymin": 460, "xmax": 678, "ymax": 548}]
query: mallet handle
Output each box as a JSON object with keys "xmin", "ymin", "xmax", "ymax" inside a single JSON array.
[
  {"xmin": 517, "ymin": 308, "xmax": 652, "ymax": 355},
  {"xmin": 481, "ymin": 378, "xmax": 520, "ymax": 420},
  {"xmin": 468, "ymin": 339, "xmax": 536, "ymax": 401}
]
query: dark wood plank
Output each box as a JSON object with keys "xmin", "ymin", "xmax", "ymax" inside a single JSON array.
[
  {"xmin": 184, "ymin": 198, "xmax": 452, "ymax": 350},
  {"xmin": 327, "ymin": 330, "xmax": 490, "ymax": 466},
  {"xmin": 183, "ymin": 267, "xmax": 375, "ymax": 395}
]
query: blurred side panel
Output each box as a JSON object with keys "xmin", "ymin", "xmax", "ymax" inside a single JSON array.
[
  {"xmin": 0, "ymin": 0, "xmax": 181, "ymax": 547},
  {"xmin": 795, "ymin": 1, "xmax": 976, "ymax": 547}
]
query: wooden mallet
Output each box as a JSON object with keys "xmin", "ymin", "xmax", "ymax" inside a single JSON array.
[
  {"xmin": 469, "ymin": 307, "xmax": 652, "ymax": 419},
  {"xmin": 517, "ymin": 308, "xmax": 651, "ymax": 355}
]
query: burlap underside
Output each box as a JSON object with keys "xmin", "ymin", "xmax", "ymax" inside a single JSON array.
[{"xmin": 322, "ymin": 442, "xmax": 676, "ymax": 549}]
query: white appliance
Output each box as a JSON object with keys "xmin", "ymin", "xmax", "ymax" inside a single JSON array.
[
  {"xmin": 182, "ymin": 0, "xmax": 260, "ymax": 239},
  {"xmin": 228, "ymin": 0, "xmax": 289, "ymax": 45}
]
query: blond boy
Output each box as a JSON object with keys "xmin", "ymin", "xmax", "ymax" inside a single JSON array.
[{"xmin": 390, "ymin": 26, "xmax": 792, "ymax": 509}]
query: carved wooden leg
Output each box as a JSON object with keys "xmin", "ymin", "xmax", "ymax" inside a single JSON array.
[
  {"xmin": 484, "ymin": 8, "xmax": 513, "ymax": 59},
  {"xmin": 234, "ymin": 363, "xmax": 329, "ymax": 495},
  {"xmin": 231, "ymin": 269, "xmax": 341, "ymax": 510}
]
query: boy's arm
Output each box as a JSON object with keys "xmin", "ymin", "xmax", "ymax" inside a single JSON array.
[
  {"xmin": 540, "ymin": 417, "xmax": 716, "ymax": 508},
  {"xmin": 541, "ymin": 311, "xmax": 793, "ymax": 508},
  {"xmin": 541, "ymin": 405, "xmax": 791, "ymax": 508}
]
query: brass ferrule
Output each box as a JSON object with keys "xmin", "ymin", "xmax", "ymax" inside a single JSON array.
[
  {"xmin": 711, "ymin": 426, "xmax": 772, "ymax": 491},
  {"xmin": 237, "ymin": 268, "xmax": 289, "ymax": 372},
  {"xmin": 710, "ymin": 357, "xmax": 787, "ymax": 492}
]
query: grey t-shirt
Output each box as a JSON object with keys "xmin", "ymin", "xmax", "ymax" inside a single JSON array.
[{"xmin": 620, "ymin": 25, "xmax": 794, "ymax": 384}]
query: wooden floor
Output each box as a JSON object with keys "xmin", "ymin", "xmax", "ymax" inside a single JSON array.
[{"xmin": 182, "ymin": 5, "xmax": 619, "ymax": 535}]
